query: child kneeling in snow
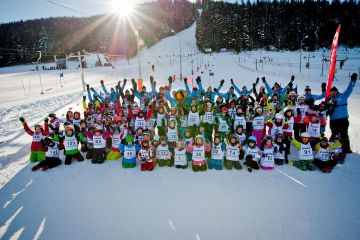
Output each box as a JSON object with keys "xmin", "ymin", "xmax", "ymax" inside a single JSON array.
[
  {"xmin": 291, "ymin": 132, "xmax": 317, "ymax": 171},
  {"xmin": 224, "ymin": 135, "xmax": 244, "ymax": 170},
  {"xmin": 260, "ymin": 136, "xmax": 275, "ymax": 170},
  {"xmin": 273, "ymin": 133, "xmax": 287, "ymax": 165},
  {"xmin": 186, "ymin": 135, "xmax": 211, "ymax": 172},
  {"xmin": 156, "ymin": 136, "xmax": 173, "ymax": 167},
  {"xmin": 313, "ymin": 137, "xmax": 341, "ymax": 173},
  {"xmin": 139, "ymin": 137, "xmax": 154, "ymax": 171},
  {"xmin": 106, "ymin": 126, "xmax": 122, "ymax": 161},
  {"xmin": 174, "ymin": 140, "xmax": 188, "ymax": 169},
  {"xmin": 329, "ymin": 135, "xmax": 347, "ymax": 164},
  {"xmin": 209, "ymin": 135, "xmax": 225, "ymax": 170},
  {"xmin": 56, "ymin": 124, "xmax": 84, "ymax": 165},
  {"xmin": 243, "ymin": 136, "xmax": 260, "ymax": 172},
  {"xmin": 119, "ymin": 136, "xmax": 140, "ymax": 168},
  {"xmin": 32, "ymin": 137, "xmax": 62, "ymax": 171},
  {"xmin": 82, "ymin": 127, "xmax": 112, "ymax": 164}
]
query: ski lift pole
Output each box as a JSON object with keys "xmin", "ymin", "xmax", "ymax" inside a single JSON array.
[
  {"xmin": 78, "ymin": 51, "xmax": 86, "ymax": 94},
  {"xmin": 37, "ymin": 51, "xmax": 44, "ymax": 94}
]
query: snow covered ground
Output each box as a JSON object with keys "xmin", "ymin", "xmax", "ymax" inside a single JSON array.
[{"xmin": 0, "ymin": 22, "xmax": 360, "ymax": 239}]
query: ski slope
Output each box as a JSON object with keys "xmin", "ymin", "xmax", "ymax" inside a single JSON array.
[{"xmin": 0, "ymin": 22, "xmax": 360, "ymax": 240}]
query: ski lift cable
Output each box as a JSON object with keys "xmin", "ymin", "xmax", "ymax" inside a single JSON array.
[{"xmin": 44, "ymin": 0, "xmax": 88, "ymax": 16}]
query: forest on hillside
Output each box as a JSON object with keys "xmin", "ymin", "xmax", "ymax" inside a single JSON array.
[
  {"xmin": 0, "ymin": 0, "xmax": 198, "ymax": 67},
  {"xmin": 196, "ymin": 0, "xmax": 360, "ymax": 52}
]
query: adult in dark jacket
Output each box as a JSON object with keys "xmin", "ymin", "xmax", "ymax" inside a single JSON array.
[{"xmin": 327, "ymin": 73, "xmax": 357, "ymax": 153}]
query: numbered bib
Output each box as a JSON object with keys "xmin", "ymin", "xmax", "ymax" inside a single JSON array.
[
  {"xmin": 64, "ymin": 136, "xmax": 78, "ymax": 151},
  {"xmin": 299, "ymin": 144, "xmax": 313, "ymax": 160}
]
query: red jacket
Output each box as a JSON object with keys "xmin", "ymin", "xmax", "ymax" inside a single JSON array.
[{"xmin": 23, "ymin": 122, "xmax": 49, "ymax": 152}]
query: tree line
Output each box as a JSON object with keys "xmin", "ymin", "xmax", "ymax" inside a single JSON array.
[
  {"xmin": 0, "ymin": 0, "xmax": 198, "ymax": 67},
  {"xmin": 196, "ymin": 0, "xmax": 360, "ymax": 52}
]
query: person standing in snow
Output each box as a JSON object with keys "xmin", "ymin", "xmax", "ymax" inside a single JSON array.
[{"xmin": 326, "ymin": 73, "xmax": 357, "ymax": 154}]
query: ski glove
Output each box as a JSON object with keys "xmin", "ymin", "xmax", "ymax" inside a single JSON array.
[
  {"xmin": 321, "ymin": 83, "xmax": 326, "ymax": 92},
  {"xmin": 19, "ymin": 117, "xmax": 25, "ymax": 123},
  {"xmin": 351, "ymin": 73, "xmax": 358, "ymax": 82}
]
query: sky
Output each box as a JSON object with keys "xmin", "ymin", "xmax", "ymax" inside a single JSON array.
[
  {"xmin": 0, "ymin": 0, "xmax": 205, "ymax": 24},
  {"xmin": 0, "ymin": 0, "xmax": 147, "ymax": 23}
]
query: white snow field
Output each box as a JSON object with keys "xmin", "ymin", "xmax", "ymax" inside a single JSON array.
[{"xmin": 1, "ymin": 22, "xmax": 360, "ymax": 240}]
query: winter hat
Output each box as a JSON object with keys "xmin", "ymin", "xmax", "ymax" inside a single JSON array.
[
  {"xmin": 297, "ymin": 95, "xmax": 306, "ymax": 101},
  {"xmin": 304, "ymin": 86, "xmax": 311, "ymax": 91},
  {"xmin": 65, "ymin": 125, "xmax": 74, "ymax": 131},
  {"xmin": 248, "ymin": 136, "xmax": 257, "ymax": 144},
  {"xmin": 125, "ymin": 135, "xmax": 134, "ymax": 143},
  {"xmin": 330, "ymin": 86, "xmax": 338, "ymax": 92},
  {"xmin": 275, "ymin": 113, "xmax": 284, "ymax": 119},
  {"xmin": 300, "ymin": 132, "xmax": 310, "ymax": 138},
  {"xmin": 94, "ymin": 128, "xmax": 103, "ymax": 134},
  {"xmin": 160, "ymin": 136, "xmax": 168, "ymax": 142}
]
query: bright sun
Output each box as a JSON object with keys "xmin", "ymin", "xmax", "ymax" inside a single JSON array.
[{"xmin": 111, "ymin": 0, "xmax": 135, "ymax": 17}]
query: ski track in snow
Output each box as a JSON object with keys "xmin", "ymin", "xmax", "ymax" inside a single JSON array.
[{"xmin": 0, "ymin": 22, "xmax": 360, "ymax": 239}]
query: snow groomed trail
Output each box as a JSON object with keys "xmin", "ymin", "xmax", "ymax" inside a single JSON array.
[{"xmin": 0, "ymin": 22, "xmax": 360, "ymax": 240}]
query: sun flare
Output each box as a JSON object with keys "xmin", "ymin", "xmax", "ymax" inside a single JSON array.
[{"xmin": 111, "ymin": 0, "xmax": 135, "ymax": 17}]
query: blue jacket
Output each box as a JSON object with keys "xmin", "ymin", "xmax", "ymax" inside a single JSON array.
[
  {"xmin": 264, "ymin": 79, "xmax": 293, "ymax": 98},
  {"xmin": 201, "ymin": 84, "xmax": 223, "ymax": 102},
  {"xmin": 304, "ymin": 92, "xmax": 325, "ymax": 101},
  {"xmin": 216, "ymin": 91, "xmax": 237, "ymax": 100},
  {"xmin": 119, "ymin": 143, "xmax": 141, "ymax": 163},
  {"xmin": 102, "ymin": 85, "xmax": 118, "ymax": 103},
  {"xmin": 185, "ymin": 81, "xmax": 203, "ymax": 103},
  {"xmin": 328, "ymin": 80, "xmax": 356, "ymax": 120},
  {"xmin": 165, "ymin": 91, "xmax": 178, "ymax": 107},
  {"xmin": 232, "ymin": 82, "xmax": 256, "ymax": 96}
]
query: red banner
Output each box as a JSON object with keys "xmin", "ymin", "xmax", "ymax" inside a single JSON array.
[
  {"xmin": 137, "ymin": 79, "xmax": 143, "ymax": 92},
  {"xmin": 325, "ymin": 24, "xmax": 341, "ymax": 100}
]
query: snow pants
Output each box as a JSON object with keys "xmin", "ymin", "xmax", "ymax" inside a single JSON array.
[
  {"xmin": 244, "ymin": 156, "xmax": 260, "ymax": 172},
  {"xmin": 252, "ymin": 130, "xmax": 264, "ymax": 148},
  {"xmin": 32, "ymin": 157, "xmax": 62, "ymax": 171},
  {"xmin": 122, "ymin": 158, "xmax": 136, "ymax": 168},
  {"xmin": 157, "ymin": 159, "xmax": 173, "ymax": 167},
  {"xmin": 29, "ymin": 151, "xmax": 46, "ymax": 163},
  {"xmin": 92, "ymin": 148, "xmax": 106, "ymax": 164},
  {"xmin": 141, "ymin": 161, "xmax": 155, "ymax": 171},
  {"xmin": 192, "ymin": 163, "xmax": 207, "ymax": 172},
  {"xmin": 208, "ymin": 159, "xmax": 223, "ymax": 170},
  {"xmin": 224, "ymin": 159, "xmax": 242, "ymax": 170},
  {"xmin": 330, "ymin": 118, "xmax": 351, "ymax": 153},
  {"xmin": 313, "ymin": 159, "xmax": 337, "ymax": 173},
  {"xmin": 65, "ymin": 152, "xmax": 84, "ymax": 165},
  {"xmin": 292, "ymin": 160, "xmax": 316, "ymax": 171},
  {"xmin": 106, "ymin": 150, "xmax": 122, "ymax": 161}
]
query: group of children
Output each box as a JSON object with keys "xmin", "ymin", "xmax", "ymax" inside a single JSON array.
[{"xmin": 21, "ymin": 75, "xmax": 347, "ymax": 173}]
